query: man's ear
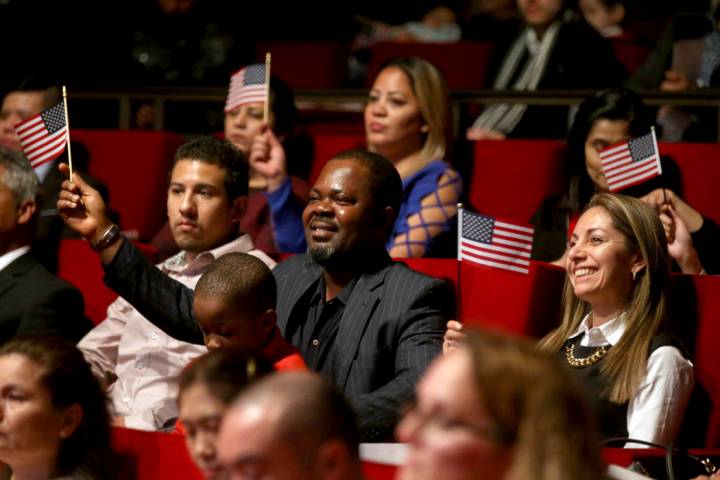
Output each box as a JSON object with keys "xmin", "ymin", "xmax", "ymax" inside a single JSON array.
[
  {"xmin": 313, "ymin": 440, "xmax": 355, "ymax": 480},
  {"xmin": 259, "ymin": 309, "xmax": 276, "ymax": 338},
  {"xmin": 16, "ymin": 199, "xmax": 36, "ymax": 226},
  {"xmin": 231, "ymin": 195, "xmax": 247, "ymax": 223},
  {"xmin": 59, "ymin": 404, "xmax": 83, "ymax": 440}
]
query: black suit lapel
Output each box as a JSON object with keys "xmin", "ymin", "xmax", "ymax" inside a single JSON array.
[
  {"xmin": 0, "ymin": 253, "xmax": 35, "ymax": 298},
  {"xmin": 334, "ymin": 265, "xmax": 390, "ymax": 389}
]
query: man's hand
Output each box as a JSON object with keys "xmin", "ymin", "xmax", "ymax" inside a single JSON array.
[
  {"xmin": 56, "ymin": 163, "xmax": 113, "ymax": 241},
  {"xmin": 249, "ymin": 124, "xmax": 288, "ymax": 192},
  {"xmin": 660, "ymin": 70, "xmax": 690, "ymax": 92}
]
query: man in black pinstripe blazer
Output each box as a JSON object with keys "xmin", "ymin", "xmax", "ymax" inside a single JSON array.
[{"xmin": 57, "ymin": 149, "xmax": 454, "ymax": 441}]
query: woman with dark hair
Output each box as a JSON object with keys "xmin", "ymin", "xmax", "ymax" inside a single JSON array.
[
  {"xmin": 0, "ymin": 336, "xmax": 114, "ymax": 480},
  {"xmin": 176, "ymin": 349, "xmax": 273, "ymax": 480},
  {"xmin": 531, "ymin": 88, "xmax": 716, "ymax": 274}
]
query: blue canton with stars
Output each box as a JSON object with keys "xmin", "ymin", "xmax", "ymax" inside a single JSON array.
[
  {"xmin": 462, "ymin": 212, "xmax": 495, "ymax": 244},
  {"xmin": 628, "ymin": 133, "xmax": 655, "ymax": 162},
  {"xmin": 242, "ymin": 64, "xmax": 266, "ymax": 85},
  {"xmin": 40, "ymin": 102, "xmax": 66, "ymax": 134}
]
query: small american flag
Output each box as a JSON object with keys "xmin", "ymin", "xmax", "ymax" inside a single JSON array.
[
  {"xmin": 13, "ymin": 100, "xmax": 68, "ymax": 169},
  {"xmin": 458, "ymin": 209, "xmax": 534, "ymax": 274},
  {"xmin": 224, "ymin": 64, "xmax": 267, "ymax": 112},
  {"xmin": 600, "ymin": 130, "xmax": 662, "ymax": 192}
]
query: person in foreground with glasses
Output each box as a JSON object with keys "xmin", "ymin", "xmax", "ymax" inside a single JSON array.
[{"xmin": 398, "ymin": 329, "xmax": 606, "ymax": 480}]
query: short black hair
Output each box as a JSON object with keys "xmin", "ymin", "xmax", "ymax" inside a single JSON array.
[
  {"xmin": 173, "ymin": 136, "xmax": 249, "ymax": 201},
  {"xmin": 330, "ymin": 149, "xmax": 402, "ymax": 225},
  {"xmin": 13, "ymin": 76, "xmax": 61, "ymax": 109},
  {"xmin": 194, "ymin": 253, "xmax": 276, "ymax": 319}
]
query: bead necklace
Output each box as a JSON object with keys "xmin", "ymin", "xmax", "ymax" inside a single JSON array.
[{"xmin": 564, "ymin": 343, "xmax": 610, "ymax": 368}]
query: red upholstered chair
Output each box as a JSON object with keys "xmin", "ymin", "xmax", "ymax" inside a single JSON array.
[
  {"xmin": 366, "ymin": 42, "xmax": 494, "ymax": 90},
  {"xmin": 112, "ymin": 427, "xmax": 203, "ymax": 480},
  {"xmin": 396, "ymin": 258, "xmax": 459, "ymax": 301},
  {"xmin": 309, "ymin": 133, "xmax": 365, "ymax": 185},
  {"xmin": 659, "ymin": 142, "xmax": 720, "ymax": 224},
  {"xmin": 611, "ymin": 39, "xmax": 652, "ymax": 77},
  {"xmin": 458, "ymin": 260, "xmax": 565, "ymax": 337},
  {"xmin": 72, "ymin": 129, "xmax": 185, "ymax": 241},
  {"xmin": 670, "ymin": 273, "xmax": 720, "ymax": 447},
  {"xmin": 470, "ymin": 140, "xmax": 566, "ymax": 223},
  {"xmin": 255, "ymin": 42, "xmax": 348, "ymax": 89},
  {"xmin": 57, "ymin": 239, "xmax": 158, "ymax": 325}
]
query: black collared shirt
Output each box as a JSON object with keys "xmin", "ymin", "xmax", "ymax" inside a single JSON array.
[{"xmin": 286, "ymin": 276, "xmax": 358, "ymax": 375}]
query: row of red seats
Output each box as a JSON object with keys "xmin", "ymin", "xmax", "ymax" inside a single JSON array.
[
  {"xmin": 58, "ymin": 243, "xmax": 720, "ymax": 447},
  {"xmin": 253, "ymin": 40, "xmax": 651, "ymax": 90},
  {"xmin": 70, "ymin": 129, "xmax": 720, "ymax": 246}
]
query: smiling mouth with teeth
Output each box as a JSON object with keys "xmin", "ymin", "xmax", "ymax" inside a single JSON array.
[{"xmin": 574, "ymin": 268, "xmax": 597, "ymax": 277}]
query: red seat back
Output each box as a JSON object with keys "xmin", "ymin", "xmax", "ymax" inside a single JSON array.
[
  {"xmin": 309, "ymin": 133, "xmax": 365, "ymax": 185},
  {"xmin": 367, "ymin": 42, "xmax": 494, "ymax": 90},
  {"xmin": 72, "ymin": 129, "xmax": 185, "ymax": 241},
  {"xmin": 470, "ymin": 140, "xmax": 566, "ymax": 223},
  {"xmin": 459, "ymin": 260, "xmax": 565, "ymax": 337},
  {"xmin": 112, "ymin": 427, "xmax": 203, "ymax": 480},
  {"xmin": 256, "ymin": 42, "xmax": 348, "ymax": 89},
  {"xmin": 396, "ymin": 258, "xmax": 459, "ymax": 301},
  {"xmin": 57, "ymin": 239, "xmax": 158, "ymax": 325},
  {"xmin": 659, "ymin": 142, "xmax": 720, "ymax": 224},
  {"xmin": 611, "ymin": 39, "xmax": 652, "ymax": 76}
]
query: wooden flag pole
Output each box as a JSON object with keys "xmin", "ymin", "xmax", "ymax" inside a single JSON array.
[
  {"xmin": 263, "ymin": 52, "xmax": 271, "ymax": 124},
  {"xmin": 61, "ymin": 86, "xmax": 74, "ymax": 179},
  {"xmin": 456, "ymin": 202, "xmax": 463, "ymax": 323}
]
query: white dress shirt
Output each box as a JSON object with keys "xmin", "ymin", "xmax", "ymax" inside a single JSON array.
[
  {"xmin": 0, "ymin": 245, "xmax": 30, "ymax": 273},
  {"xmin": 79, "ymin": 234, "xmax": 275, "ymax": 431},
  {"xmin": 568, "ymin": 313, "xmax": 694, "ymax": 447}
]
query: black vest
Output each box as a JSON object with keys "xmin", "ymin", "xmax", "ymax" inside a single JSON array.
[{"xmin": 560, "ymin": 331, "xmax": 678, "ymax": 439}]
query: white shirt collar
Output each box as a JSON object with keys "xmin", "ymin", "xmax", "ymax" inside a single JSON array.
[
  {"xmin": 568, "ymin": 312, "xmax": 628, "ymax": 347},
  {"xmin": 161, "ymin": 234, "xmax": 256, "ymax": 276},
  {"xmin": 0, "ymin": 245, "xmax": 31, "ymax": 273}
]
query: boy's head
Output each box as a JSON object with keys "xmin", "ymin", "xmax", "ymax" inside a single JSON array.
[{"xmin": 193, "ymin": 253, "xmax": 276, "ymax": 352}]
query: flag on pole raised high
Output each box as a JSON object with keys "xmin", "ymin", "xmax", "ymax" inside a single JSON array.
[
  {"xmin": 458, "ymin": 208, "xmax": 534, "ymax": 274},
  {"xmin": 224, "ymin": 64, "xmax": 268, "ymax": 112},
  {"xmin": 13, "ymin": 100, "xmax": 68, "ymax": 170},
  {"xmin": 599, "ymin": 128, "xmax": 662, "ymax": 192}
]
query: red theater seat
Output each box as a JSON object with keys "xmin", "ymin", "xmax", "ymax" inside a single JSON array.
[
  {"xmin": 309, "ymin": 133, "xmax": 365, "ymax": 184},
  {"xmin": 57, "ymin": 239, "xmax": 158, "ymax": 325},
  {"xmin": 397, "ymin": 258, "xmax": 459, "ymax": 300},
  {"xmin": 255, "ymin": 42, "xmax": 348, "ymax": 89},
  {"xmin": 367, "ymin": 42, "xmax": 494, "ymax": 90},
  {"xmin": 659, "ymin": 142, "xmax": 720, "ymax": 224},
  {"xmin": 72, "ymin": 129, "xmax": 185, "ymax": 241},
  {"xmin": 112, "ymin": 427, "xmax": 202, "ymax": 480},
  {"xmin": 470, "ymin": 140, "xmax": 566, "ymax": 223},
  {"xmin": 459, "ymin": 260, "xmax": 565, "ymax": 337},
  {"xmin": 611, "ymin": 39, "xmax": 652, "ymax": 76}
]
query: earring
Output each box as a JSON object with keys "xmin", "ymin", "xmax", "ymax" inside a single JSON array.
[{"xmin": 632, "ymin": 270, "xmax": 637, "ymax": 281}]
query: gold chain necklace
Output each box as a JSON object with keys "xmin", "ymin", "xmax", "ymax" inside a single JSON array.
[{"xmin": 564, "ymin": 343, "xmax": 610, "ymax": 368}]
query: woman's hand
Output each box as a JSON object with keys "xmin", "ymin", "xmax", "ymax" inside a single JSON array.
[
  {"xmin": 639, "ymin": 188, "xmax": 704, "ymax": 232},
  {"xmin": 443, "ymin": 320, "xmax": 466, "ymax": 355},
  {"xmin": 661, "ymin": 204, "xmax": 705, "ymax": 274},
  {"xmin": 466, "ymin": 127, "xmax": 506, "ymax": 141},
  {"xmin": 249, "ymin": 123, "xmax": 288, "ymax": 192}
]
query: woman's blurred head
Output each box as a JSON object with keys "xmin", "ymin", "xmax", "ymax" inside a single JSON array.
[
  {"xmin": 565, "ymin": 88, "xmax": 652, "ymax": 211},
  {"xmin": 397, "ymin": 330, "xmax": 604, "ymax": 480},
  {"xmin": 224, "ymin": 72, "xmax": 297, "ymax": 153},
  {"xmin": 0, "ymin": 337, "xmax": 110, "ymax": 478},
  {"xmin": 177, "ymin": 349, "xmax": 273, "ymax": 479},
  {"xmin": 365, "ymin": 57, "xmax": 448, "ymax": 164}
]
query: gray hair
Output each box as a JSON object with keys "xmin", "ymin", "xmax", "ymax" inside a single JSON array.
[{"xmin": 0, "ymin": 148, "xmax": 38, "ymax": 206}]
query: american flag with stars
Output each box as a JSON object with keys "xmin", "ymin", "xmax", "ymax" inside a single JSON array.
[
  {"xmin": 600, "ymin": 130, "xmax": 662, "ymax": 192},
  {"xmin": 224, "ymin": 64, "xmax": 267, "ymax": 112},
  {"xmin": 458, "ymin": 209, "xmax": 534, "ymax": 274},
  {"xmin": 13, "ymin": 100, "xmax": 68, "ymax": 170}
]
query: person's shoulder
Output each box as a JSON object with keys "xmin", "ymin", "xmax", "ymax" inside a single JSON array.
[
  {"xmin": 274, "ymin": 253, "xmax": 317, "ymax": 275},
  {"xmin": 384, "ymin": 261, "xmax": 447, "ymax": 290},
  {"xmin": 12, "ymin": 253, "xmax": 78, "ymax": 293}
]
